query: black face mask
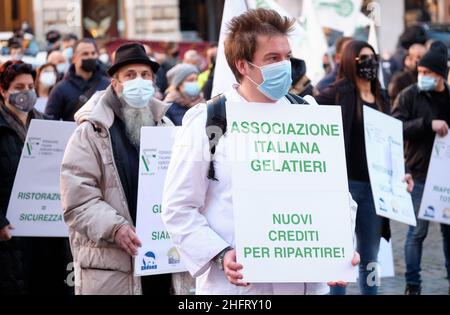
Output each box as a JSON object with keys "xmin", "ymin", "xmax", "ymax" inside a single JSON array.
[
  {"xmin": 357, "ymin": 58, "xmax": 379, "ymax": 81},
  {"xmin": 299, "ymin": 84, "xmax": 314, "ymax": 98},
  {"xmin": 81, "ymin": 58, "xmax": 97, "ymax": 72}
]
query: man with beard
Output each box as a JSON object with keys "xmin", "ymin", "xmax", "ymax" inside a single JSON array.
[{"xmin": 60, "ymin": 43, "xmax": 173, "ymax": 295}]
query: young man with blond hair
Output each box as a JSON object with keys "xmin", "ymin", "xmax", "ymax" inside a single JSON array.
[{"xmin": 162, "ymin": 9, "xmax": 358, "ymax": 295}]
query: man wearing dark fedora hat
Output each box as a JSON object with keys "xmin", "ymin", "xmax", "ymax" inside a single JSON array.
[{"xmin": 60, "ymin": 43, "xmax": 173, "ymax": 295}]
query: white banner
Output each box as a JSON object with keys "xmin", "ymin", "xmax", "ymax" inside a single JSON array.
[
  {"xmin": 228, "ymin": 102, "xmax": 356, "ymax": 283},
  {"xmin": 6, "ymin": 119, "xmax": 76, "ymax": 237},
  {"xmin": 313, "ymin": 0, "xmax": 364, "ymax": 34},
  {"xmin": 378, "ymin": 239, "xmax": 394, "ymax": 278},
  {"xmin": 212, "ymin": 0, "xmax": 328, "ymax": 96},
  {"xmin": 363, "ymin": 106, "xmax": 416, "ymax": 226},
  {"xmin": 134, "ymin": 126, "xmax": 187, "ymax": 276},
  {"xmin": 419, "ymin": 135, "xmax": 450, "ymax": 225}
]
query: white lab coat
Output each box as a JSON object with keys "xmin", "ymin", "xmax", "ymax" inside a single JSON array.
[{"xmin": 162, "ymin": 87, "xmax": 357, "ymax": 295}]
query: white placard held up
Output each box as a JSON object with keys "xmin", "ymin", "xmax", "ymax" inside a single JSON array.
[
  {"xmin": 6, "ymin": 119, "xmax": 76, "ymax": 237},
  {"xmin": 134, "ymin": 126, "xmax": 187, "ymax": 276},
  {"xmin": 364, "ymin": 106, "xmax": 416, "ymax": 226},
  {"xmin": 228, "ymin": 102, "xmax": 356, "ymax": 283},
  {"xmin": 419, "ymin": 135, "xmax": 450, "ymax": 225}
]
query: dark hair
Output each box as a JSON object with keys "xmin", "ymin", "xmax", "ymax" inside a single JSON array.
[
  {"xmin": 46, "ymin": 30, "xmax": 61, "ymax": 44},
  {"xmin": 62, "ymin": 33, "xmax": 78, "ymax": 42},
  {"xmin": 224, "ymin": 8, "xmax": 295, "ymax": 82},
  {"xmin": 0, "ymin": 60, "xmax": 36, "ymax": 102},
  {"xmin": 399, "ymin": 25, "xmax": 427, "ymax": 50},
  {"xmin": 338, "ymin": 40, "xmax": 384, "ymax": 111},
  {"xmin": 335, "ymin": 36, "xmax": 353, "ymax": 56},
  {"xmin": 73, "ymin": 38, "xmax": 98, "ymax": 55},
  {"xmin": 35, "ymin": 63, "xmax": 58, "ymax": 97}
]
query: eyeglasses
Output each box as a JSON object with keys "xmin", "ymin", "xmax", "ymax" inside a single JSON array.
[{"xmin": 355, "ymin": 54, "xmax": 379, "ymax": 63}]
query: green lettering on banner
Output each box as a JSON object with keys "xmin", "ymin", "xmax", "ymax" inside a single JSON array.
[
  {"xmin": 152, "ymin": 231, "xmax": 170, "ymax": 240},
  {"xmin": 272, "ymin": 247, "xmax": 346, "ymax": 259},
  {"xmin": 19, "ymin": 213, "xmax": 63, "ymax": 222},
  {"xmin": 250, "ymin": 159, "xmax": 327, "ymax": 173},
  {"xmin": 152, "ymin": 204, "xmax": 162, "ymax": 213},
  {"xmin": 17, "ymin": 192, "xmax": 61, "ymax": 201},
  {"xmin": 230, "ymin": 121, "xmax": 340, "ymax": 137},
  {"xmin": 244, "ymin": 247, "xmax": 270, "ymax": 258}
]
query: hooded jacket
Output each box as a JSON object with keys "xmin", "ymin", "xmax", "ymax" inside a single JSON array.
[{"xmin": 60, "ymin": 86, "xmax": 172, "ymax": 295}]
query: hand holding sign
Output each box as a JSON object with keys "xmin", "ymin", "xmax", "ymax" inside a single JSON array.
[
  {"xmin": 115, "ymin": 224, "xmax": 142, "ymax": 256},
  {"xmin": 432, "ymin": 120, "xmax": 449, "ymax": 137},
  {"xmin": 0, "ymin": 225, "xmax": 14, "ymax": 241},
  {"xmin": 403, "ymin": 174, "xmax": 414, "ymax": 193},
  {"xmin": 327, "ymin": 251, "xmax": 360, "ymax": 287},
  {"xmin": 224, "ymin": 249, "xmax": 249, "ymax": 287}
]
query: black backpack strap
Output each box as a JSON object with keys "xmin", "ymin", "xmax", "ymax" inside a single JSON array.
[
  {"xmin": 205, "ymin": 94, "xmax": 227, "ymax": 181},
  {"xmin": 285, "ymin": 92, "xmax": 309, "ymax": 105}
]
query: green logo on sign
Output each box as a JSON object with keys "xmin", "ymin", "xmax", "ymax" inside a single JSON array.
[
  {"xmin": 25, "ymin": 138, "xmax": 40, "ymax": 157},
  {"xmin": 141, "ymin": 149, "xmax": 157, "ymax": 174},
  {"xmin": 316, "ymin": 0, "xmax": 354, "ymax": 17},
  {"xmin": 255, "ymin": 0, "xmax": 270, "ymax": 9}
]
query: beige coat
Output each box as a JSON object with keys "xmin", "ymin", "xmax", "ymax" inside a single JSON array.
[{"xmin": 61, "ymin": 89, "xmax": 172, "ymax": 295}]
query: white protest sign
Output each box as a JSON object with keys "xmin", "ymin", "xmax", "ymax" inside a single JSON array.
[
  {"xmin": 6, "ymin": 119, "xmax": 76, "ymax": 237},
  {"xmin": 211, "ymin": 0, "xmax": 247, "ymax": 97},
  {"xmin": 313, "ymin": 0, "xmax": 363, "ymax": 35},
  {"xmin": 363, "ymin": 106, "xmax": 416, "ymax": 226},
  {"xmin": 352, "ymin": 238, "xmax": 394, "ymax": 279},
  {"xmin": 212, "ymin": 0, "xmax": 327, "ymax": 95},
  {"xmin": 419, "ymin": 135, "xmax": 450, "ymax": 225},
  {"xmin": 227, "ymin": 102, "xmax": 356, "ymax": 283},
  {"xmin": 134, "ymin": 126, "xmax": 187, "ymax": 276},
  {"xmin": 378, "ymin": 239, "xmax": 395, "ymax": 277}
]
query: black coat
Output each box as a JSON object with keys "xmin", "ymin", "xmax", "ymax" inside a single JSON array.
[
  {"xmin": 315, "ymin": 78, "xmax": 391, "ymax": 155},
  {"xmin": 0, "ymin": 108, "xmax": 44, "ymax": 294},
  {"xmin": 0, "ymin": 108, "xmax": 73, "ymax": 295},
  {"xmin": 392, "ymin": 83, "xmax": 450, "ymax": 182},
  {"xmin": 315, "ymin": 78, "xmax": 391, "ymax": 241},
  {"xmin": 45, "ymin": 64, "xmax": 110, "ymax": 121},
  {"xmin": 165, "ymin": 102, "xmax": 189, "ymax": 126}
]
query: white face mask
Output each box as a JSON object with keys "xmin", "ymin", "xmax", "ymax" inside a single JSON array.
[
  {"xmin": 56, "ymin": 63, "xmax": 69, "ymax": 75},
  {"xmin": 120, "ymin": 78, "xmax": 155, "ymax": 108},
  {"xmin": 99, "ymin": 53, "xmax": 110, "ymax": 65},
  {"xmin": 39, "ymin": 72, "xmax": 57, "ymax": 87}
]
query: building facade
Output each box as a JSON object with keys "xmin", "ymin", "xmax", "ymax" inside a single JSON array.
[{"xmin": 0, "ymin": 0, "xmax": 449, "ymax": 52}]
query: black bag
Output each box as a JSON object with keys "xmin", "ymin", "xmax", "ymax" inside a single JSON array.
[{"xmin": 205, "ymin": 93, "xmax": 309, "ymax": 180}]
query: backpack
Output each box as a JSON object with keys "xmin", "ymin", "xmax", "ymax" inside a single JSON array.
[{"xmin": 205, "ymin": 93, "xmax": 309, "ymax": 180}]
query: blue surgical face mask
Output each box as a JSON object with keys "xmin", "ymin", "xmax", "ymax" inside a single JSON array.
[
  {"xmin": 183, "ymin": 81, "xmax": 200, "ymax": 98},
  {"xmin": 418, "ymin": 75, "xmax": 438, "ymax": 92},
  {"xmin": 63, "ymin": 47, "xmax": 73, "ymax": 61},
  {"xmin": 121, "ymin": 78, "xmax": 155, "ymax": 108},
  {"xmin": 246, "ymin": 60, "xmax": 292, "ymax": 101}
]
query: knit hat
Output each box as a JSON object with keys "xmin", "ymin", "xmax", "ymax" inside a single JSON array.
[
  {"xmin": 418, "ymin": 41, "xmax": 449, "ymax": 79},
  {"xmin": 291, "ymin": 57, "xmax": 307, "ymax": 85},
  {"xmin": 167, "ymin": 64, "xmax": 199, "ymax": 88}
]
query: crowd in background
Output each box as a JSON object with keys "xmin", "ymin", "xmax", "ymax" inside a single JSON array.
[{"xmin": 0, "ymin": 16, "xmax": 449, "ymax": 295}]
